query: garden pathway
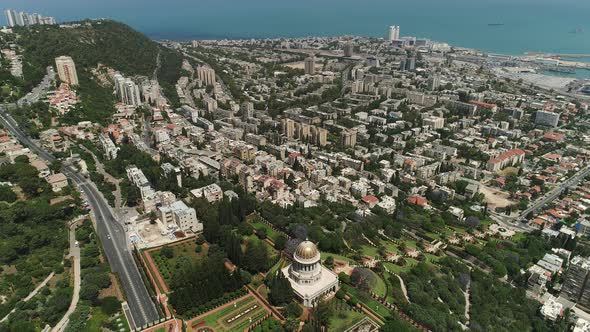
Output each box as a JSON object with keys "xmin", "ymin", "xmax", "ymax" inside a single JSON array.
[{"xmin": 0, "ymin": 272, "xmax": 55, "ymax": 323}]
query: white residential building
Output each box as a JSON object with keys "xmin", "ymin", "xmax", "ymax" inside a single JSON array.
[
  {"xmin": 190, "ymin": 183, "xmax": 223, "ymax": 203},
  {"xmin": 55, "ymin": 56, "xmax": 79, "ymax": 86},
  {"xmin": 158, "ymin": 200, "xmax": 202, "ymax": 233},
  {"xmin": 99, "ymin": 134, "xmax": 118, "ymax": 160}
]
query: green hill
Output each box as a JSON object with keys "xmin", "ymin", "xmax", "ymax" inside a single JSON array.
[{"xmin": 16, "ymin": 20, "xmax": 183, "ymax": 123}]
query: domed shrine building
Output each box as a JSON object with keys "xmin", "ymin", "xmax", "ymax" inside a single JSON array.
[{"xmin": 281, "ymin": 240, "xmax": 339, "ymax": 307}]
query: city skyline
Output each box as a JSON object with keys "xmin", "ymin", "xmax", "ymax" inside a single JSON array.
[{"xmin": 2, "ymin": 0, "xmax": 590, "ymax": 55}]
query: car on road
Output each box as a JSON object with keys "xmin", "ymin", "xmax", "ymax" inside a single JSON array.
[{"xmin": 107, "ymin": 235, "xmax": 111, "ymax": 240}]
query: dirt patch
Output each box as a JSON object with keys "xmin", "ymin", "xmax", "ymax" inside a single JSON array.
[
  {"xmin": 2, "ymin": 265, "xmax": 17, "ymax": 275},
  {"xmin": 499, "ymin": 167, "xmax": 519, "ymax": 177},
  {"xmin": 479, "ymin": 185, "xmax": 516, "ymax": 209},
  {"xmin": 99, "ymin": 273, "xmax": 124, "ymax": 301}
]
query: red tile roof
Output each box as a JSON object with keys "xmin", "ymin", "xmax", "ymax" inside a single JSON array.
[{"xmin": 407, "ymin": 195, "xmax": 427, "ymax": 206}]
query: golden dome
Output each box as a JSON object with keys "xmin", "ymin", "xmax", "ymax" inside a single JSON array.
[{"xmin": 294, "ymin": 240, "xmax": 320, "ymax": 261}]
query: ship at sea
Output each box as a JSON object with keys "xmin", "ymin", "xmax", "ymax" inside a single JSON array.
[{"xmin": 488, "ymin": 23, "xmax": 505, "ymax": 26}]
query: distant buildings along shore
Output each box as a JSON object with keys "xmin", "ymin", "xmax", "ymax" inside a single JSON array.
[{"xmin": 3, "ymin": 9, "xmax": 56, "ymax": 27}]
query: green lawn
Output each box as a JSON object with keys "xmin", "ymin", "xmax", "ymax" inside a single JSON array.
[
  {"xmin": 382, "ymin": 271, "xmax": 396, "ymax": 303},
  {"xmin": 329, "ymin": 299, "xmax": 367, "ymax": 331},
  {"xmin": 342, "ymin": 284, "xmax": 391, "ymax": 320},
  {"xmin": 361, "ymin": 245, "xmax": 379, "ymax": 257},
  {"xmin": 512, "ymin": 232, "xmax": 526, "ymax": 243},
  {"xmin": 380, "ymin": 240, "xmax": 401, "ymax": 254},
  {"xmin": 321, "ymin": 252, "xmax": 353, "ymax": 263},
  {"xmin": 383, "ymin": 258, "xmax": 419, "ymax": 275},
  {"xmin": 86, "ymin": 307, "xmax": 109, "ymax": 332},
  {"xmin": 424, "ymin": 253, "xmax": 441, "ymax": 263},
  {"xmin": 249, "ymin": 219, "xmax": 282, "ymax": 242},
  {"xmin": 267, "ymin": 256, "xmax": 285, "ymax": 277},
  {"xmin": 402, "ymin": 240, "xmax": 418, "ymax": 248},
  {"xmin": 111, "ymin": 313, "xmax": 130, "ymax": 332},
  {"xmin": 196, "ymin": 295, "xmax": 268, "ymax": 332},
  {"xmin": 201, "ymin": 297, "xmax": 256, "ymax": 327},
  {"xmin": 369, "ymin": 270, "xmax": 387, "ymax": 298},
  {"xmin": 242, "ymin": 235, "xmax": 279, "ymax": 261}
]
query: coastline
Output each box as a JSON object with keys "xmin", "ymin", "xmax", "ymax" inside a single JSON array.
[{"xmin": 154, "ymin": 31, "xmax": 590, "ymax": 81}]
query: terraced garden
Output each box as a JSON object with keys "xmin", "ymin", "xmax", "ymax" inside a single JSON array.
[
  {"xmin": 189, "ymin": 295, "xmax": 270, "ymax": 332},
  {"xmin": 328, "ymin": 298, "xmax": 367, "ymax": 331},
  {"xmin": 248, "ymin": 218, "xmax": 284, "ymax": 243},
  {"xmin": 341, "ymin": 284, "xmax": 392, "ymax": 320}
]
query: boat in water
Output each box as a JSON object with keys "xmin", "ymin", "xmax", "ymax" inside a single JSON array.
[{"xmin": 488, "ymin": 23, "xmax": 505, "ymax": 26}]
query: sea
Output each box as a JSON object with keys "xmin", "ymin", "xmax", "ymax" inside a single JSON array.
[{"xmin": 3, "ymin": 0, "xmax": 590, "ymax": 78}]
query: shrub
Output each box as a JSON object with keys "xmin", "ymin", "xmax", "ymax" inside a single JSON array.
[
  {"xmin": 100, "ymin": 296, "xmax": 121, "ymax": 315},
  {"xmin": 160, "ymin": 245, "xmax": 173, "ymax": 259},
  {"xmin": 285, "ymin": 301, "xmax": 303, "ymax": 318},
  {"xmin": 274, "ymin": 235, "xmax": 287, "ymax": 250},
  {"xmin": 338, "ymin": 272, "xmax": 350, "ymax": 284}
]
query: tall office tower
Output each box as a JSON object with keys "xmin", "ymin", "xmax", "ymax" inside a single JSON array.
[
  {"xmin": 304, "ymin": 56, "xmax": 316, "ymax": 75},
  {"xmin": 407, "ymin": 57, "xmax": 416, "ymax": 71},
  {"xmin": 124, "ymin": 79, "xmax": 142, "ymax": 106},
  {"xmin": 340, "ymin": 129, "xmax": 357, "ymax": 147},
  {"xmin": 205, "ymin": 98, "xmax": 217, "ymax": 113},
  {"xmin": 534, "ymin": 110, "xmax": 560, "ymax": 127},
  {"xmin": 113, "ymin": 73, "xmax": 127, "ymax": 102},
  {"xmin": 388, "ymin": 25, "xmax": 400, "ymax": 41},
  {"xmin": 428, "ymin": 75, "xmax": 440, "ymax": 91},
  {"xmin": 399, "ymin": 56, "xmax": 416, "ymax": 71},
  {"xmin": 241, "ymin": 101, "xmax": 254, "ymax": 121},
  {"xmin": 55, "ymin": 56, "xmax": 79, "ymax": 86},
  {"xmin": 344, "ymin": 43, "xmax": 354, "ymax": 57},
  {"xmin": 15, "ymin": 11, "xmax": 26, "ymax": 26},
  {"xmin": 196, "ymin": 66, "xmax": 216, "ymax": 87},
  {"xmin": 311, "ymin": 126, "xmax": 328, "ymax": 146},
  {"xmin": 4, "ymin": 10, "xmax": 16, "ymax": 27},
  {"xmin": 399, "ymin": 57, "xmax": 407, "ymax": 71},
  {"xmin": 282, "ymin": 119, "xmax": 295, "ymax": 139},
  {"xmin": 28, "ymin": 13, "xmax": 39, "ymax": 25},
  {"xmin": 561, "ymin": 256, "xmax": 590, "ymax": 307}
]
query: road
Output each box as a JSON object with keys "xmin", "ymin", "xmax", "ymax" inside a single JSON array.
[
  {"xmin": 53, "ymin": 224, "xmax": 81, "ymax": 332},
  {"xmin": 153, "ymin": 50, "xmax": 161, "ymax": 82},
  {"xmin": 460, "ymin": 171, "xmax": 590, "ymax": 232},
  {"xmin": 17, "ymin": 66, "xmax": 55, "ymax": 107},
  {"xmin": 0, "ymin": 107, "xmax": 159, "ymax": 328},
  {"xmin": 79, "ymin": 144, "xmax": 123, "ymax": 209},
  {"xmin": 517, "ymin": 165, "xmax": 590, "ymax": 220}
]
